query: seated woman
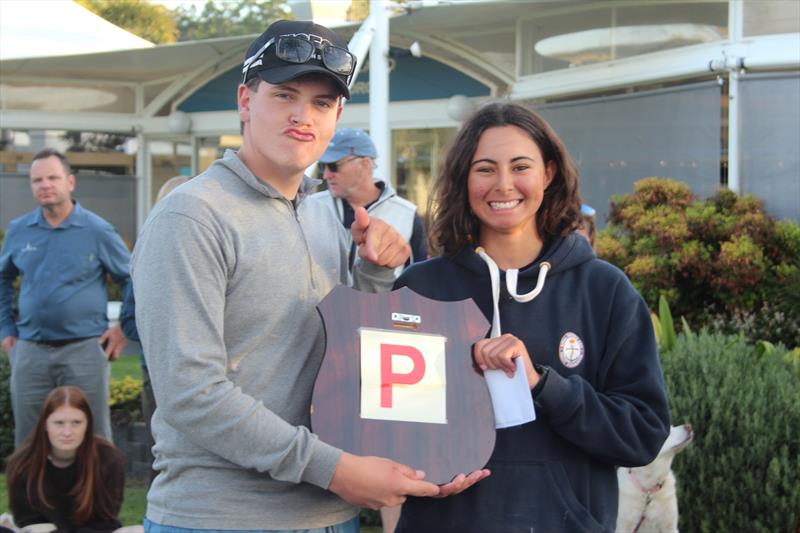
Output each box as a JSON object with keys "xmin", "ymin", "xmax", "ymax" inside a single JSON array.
[
  {"xmin": 394, "ymin": 102, "xmax": 670, "ymax": 532},
  {"xmin": 6, "ymin": 386, "xmax": 125, "ymax": 533}
]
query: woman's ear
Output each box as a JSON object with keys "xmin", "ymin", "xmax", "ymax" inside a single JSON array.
[{"xmin": 544, "ymin": 160, "xmax": 557, "ymax": 188}]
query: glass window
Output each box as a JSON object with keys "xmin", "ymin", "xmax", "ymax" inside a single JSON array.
[
  {"xmin": 0, "ymin": 134, "xmax": 137, "ymax": 244},
  {"xmin": 743, "ymin": 0, "xmax": 800, "ymax": 36},
  {"xmin": 520, "ymin": 2, "xmax": 728, "ymax": 76},
  {"xmin": 0, "ymin": 129, "xmax": 135, "ymax": 173},
  {"xmin": 197, "ymin": 135, "xmax": 241, "ymax": 175},
  {"xmin": 75, "ymin": 173, "xmax": 138, "ymax": 245},
  {"xmin": 457, "ymin": 31, "xmax": 516, "ymax": 77},
  {"xmin": 392, "ymin": 127, "xmax": 456, "ymax": 218},
  {"xmin": 150, "ymin": 141, "xmax": 192, "ymax": 204}
]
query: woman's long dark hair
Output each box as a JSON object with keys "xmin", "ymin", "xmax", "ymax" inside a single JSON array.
[
  {"xmin": 429, "ymin": 101, "xmax": 582, "ymax": 255},
  {"xmin": 5, "ymin": 386, "xmax": 117, "ymax": 525}
]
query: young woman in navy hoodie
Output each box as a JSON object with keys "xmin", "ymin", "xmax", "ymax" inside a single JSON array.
[{"xmin": 393, "ymin": 102, "xmax": 671, "ymax": 533}]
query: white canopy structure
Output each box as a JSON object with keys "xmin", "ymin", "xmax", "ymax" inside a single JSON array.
[{"xmin": 0, "ymin": 0, "xmax": 153, "ymax": 61}]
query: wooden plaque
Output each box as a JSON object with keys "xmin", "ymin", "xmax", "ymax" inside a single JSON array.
[{"xmin": 312, "ymin": 285, "xmax": 495, "ymax": 484}]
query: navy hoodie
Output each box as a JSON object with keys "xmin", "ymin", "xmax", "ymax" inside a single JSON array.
[{"xmin": 394, "ymin": 234, "xmax": 670, "ymax": 533}]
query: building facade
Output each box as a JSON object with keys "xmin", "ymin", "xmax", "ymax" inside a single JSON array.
[{"xmin": 1, "ymin": 0, "xmax": 798, "ymax": 241}]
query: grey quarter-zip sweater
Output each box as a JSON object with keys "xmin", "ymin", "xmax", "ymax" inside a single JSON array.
[{"xmin": 130, "ymin": 150, "xmax": 394, "ymax": 529}]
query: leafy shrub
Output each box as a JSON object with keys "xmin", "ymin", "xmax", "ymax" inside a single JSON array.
[
  {"xmin": 651, "ymin": 295, "xmax": 678, "ymax": 352},
  {"xmin": 0, "ymin": 353, "xmax": 14, "ymax": 467},
  {"xmin": 597, "ymin": 179, "xmax": 800, "ymax": 347},
  {"xmin": 661, "ymin": 331, "xmax": 800, "ymax": 532},
  {"xmin": 109, "ymin": 375, "xmax": 143, "ymax": 426}
]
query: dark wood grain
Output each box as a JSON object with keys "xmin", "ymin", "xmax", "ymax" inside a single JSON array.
[{"xmin": 312, "ymin": 285, "xmax": 495, "ymax": 484}]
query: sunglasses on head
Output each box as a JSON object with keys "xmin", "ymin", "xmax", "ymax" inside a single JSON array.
[
  {"xmin": 319, "ymin": 156, "xmax": 362, "ymax": 173},
  {"xmin": 242, "ymin": 35, "xmax": 356, "ymax": 84}
]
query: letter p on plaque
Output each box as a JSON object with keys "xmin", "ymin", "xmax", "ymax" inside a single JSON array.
[
  {"xmin": 360, "ymin": 328, "xmax": 447, "ymax": 424},
  {"xmin": 380, "ymin": 343, "xmax": 426, "ymax": 408}
]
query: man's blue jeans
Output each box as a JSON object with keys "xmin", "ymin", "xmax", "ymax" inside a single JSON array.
[{"xmin": 143, "ymin": 516, "xmax": 359, "ymax": 533}]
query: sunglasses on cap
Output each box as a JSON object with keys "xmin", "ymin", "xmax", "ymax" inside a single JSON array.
[
  {"xmin": 242, "ymin": 35, "xmax": 356, "ymax": 84},
  {"xmin": 318, "ymin": 156, "xmax": 363, "ymax": 173}
]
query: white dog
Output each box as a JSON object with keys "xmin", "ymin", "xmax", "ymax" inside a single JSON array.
[{"xmin": 616, "ymin": 423, "xmax": 694, "ymax": 533}]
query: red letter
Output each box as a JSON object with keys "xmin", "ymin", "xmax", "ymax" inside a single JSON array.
[{"xmin": 380, "ymin": 344, "xmax": 426, "ymax": 408}]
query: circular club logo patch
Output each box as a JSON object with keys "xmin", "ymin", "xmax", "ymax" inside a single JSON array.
[{"xmin": 559, "ymin": 332, "xmax": 585, "ymax": 368}]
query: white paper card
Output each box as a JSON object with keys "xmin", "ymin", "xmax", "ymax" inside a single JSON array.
[
  {"xmin": 484, "ymin": 357, "xmax": 536, "ymax": 428},
  {"xmin": 359, "ymin": 327, "xmax": 447, "ymax": 424}
]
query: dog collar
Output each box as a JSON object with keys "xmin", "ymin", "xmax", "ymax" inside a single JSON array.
[
  {"xmin": 628, "ymin": 467, "xmax": 665, "ymax": 494},
  {"xmin": 628, "ymin": 468, "xmax": 666, "ymax": 533}
]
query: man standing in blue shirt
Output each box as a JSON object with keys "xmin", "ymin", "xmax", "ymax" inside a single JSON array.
[{"xmin": 0, "ymin": 148, "xmax": 132, "ymax": 445}]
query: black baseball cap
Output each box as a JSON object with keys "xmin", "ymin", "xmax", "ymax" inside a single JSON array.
[{"xmin": 242, "ymin": 20, "xmax": 354, "ymax": 99}]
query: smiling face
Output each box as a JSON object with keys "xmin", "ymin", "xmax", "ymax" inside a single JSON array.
[
  {"xmin": 45, "ymin": 404, "xmax": 88, "ymax": 459},
  {"xmin": 237, "ymin": 74, "xmax": 342, "ymax": 196},
  {"xmin": 467, "ymin": 125, "xmax": 556, "ymax": 247},
  {"xmin": 30, "ymin": 155, "xmax": 75, "ymax": 210}
]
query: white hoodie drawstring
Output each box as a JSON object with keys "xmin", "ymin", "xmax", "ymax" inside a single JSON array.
[
  {"xmin": 475, "ymin": 247, "xmax": 550, "ymax": 337},
  {"xmin": 475, "ymin": 246, "xmax": 549, "ymax": 428}
]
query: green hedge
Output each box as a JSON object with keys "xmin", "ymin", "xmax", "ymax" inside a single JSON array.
[{"xmin": 662, "ymin": 331, "xmax": 800, "ymax": 532}]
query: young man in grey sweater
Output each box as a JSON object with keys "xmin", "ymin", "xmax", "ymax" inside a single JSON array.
[{"xmin": 130, "ymin": 20, "xmax": 476, "ymax": 532}]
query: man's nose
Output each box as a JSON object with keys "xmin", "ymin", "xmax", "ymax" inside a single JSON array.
[
  {"xmin": 322, "ymin": 166, "xmax": 335, "ymax": 179},
  {"xmin": 290, "ymin": 103, "xmax": 314, "ymax": 126}
]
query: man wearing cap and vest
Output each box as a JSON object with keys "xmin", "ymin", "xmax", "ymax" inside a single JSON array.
[
  {"xmin": 131, "ymin": 20, "xmax": 481, "ymax": 533},
  {"xmin": 0, "ymin": 148, "xmax": 131, "ymax": 446},
  {"xmin": 306, "ymin": 128, "xmax": 428, "ymax": 277}
]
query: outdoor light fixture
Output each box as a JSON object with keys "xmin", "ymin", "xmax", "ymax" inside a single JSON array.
[
  {"xmin": 167, "ymin": 110, "xmax": 192, "ymax": 134},
  {"xmin": 446, "ymin": 94, "xmax": 475, "ymax": 122},
  {"xmin": 390, "ymin": 41, "xmax": 423, "ymax": 60}
]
